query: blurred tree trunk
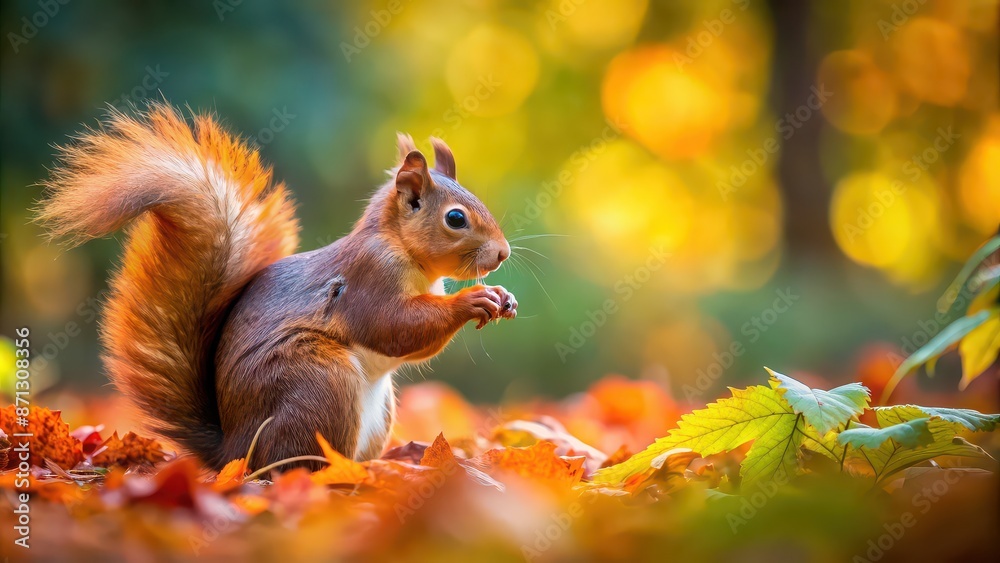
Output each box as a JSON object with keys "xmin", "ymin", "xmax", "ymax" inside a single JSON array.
[{"xmin": 767, "ymin": 0, "xmax": 840, "ymax": 261}]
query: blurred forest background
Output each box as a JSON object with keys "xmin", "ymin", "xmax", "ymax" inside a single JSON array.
[{"xmin": 1, "ymin": 0, "xmax": 997, "ymax": 415}]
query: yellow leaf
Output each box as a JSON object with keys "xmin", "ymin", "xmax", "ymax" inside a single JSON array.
[{"xmin": 959, "ymin": 308, "xmax": 1000, "ymax": 390}]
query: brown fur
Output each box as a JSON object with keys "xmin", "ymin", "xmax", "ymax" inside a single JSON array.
[{"xmin": 37, "ymin": 104, "xmax": 515, "ymax": 472}]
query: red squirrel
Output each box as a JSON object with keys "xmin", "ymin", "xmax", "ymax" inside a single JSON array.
[{"xmin": 37, "ymin": 103, "xmax": 517, "ymax": 471}]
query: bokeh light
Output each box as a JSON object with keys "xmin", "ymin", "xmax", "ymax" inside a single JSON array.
[
  {"xmin": 959, "ymin": 115, "xmax": 1000, "ymax": 236},
  {"xmin": 602, "ymin": 45, "xmax": 731, "ymax": 160},
  {"xmin": 445, "ymin": 24, "xmax": 540, "ymax": 118},
  {"xmin": 830, "ymin": 170, "xmax": 942, "ymax": 285},
  {"xmin": 818, "ymin": 50, "xmax": 897, "ymax": 136},
  {"xmin": 540, "ymin": 0, "xmax": 649, "ymax": 54},
  {"xmin": 892, "ymin": 17, "xmax": 970, "ymax": 107}
]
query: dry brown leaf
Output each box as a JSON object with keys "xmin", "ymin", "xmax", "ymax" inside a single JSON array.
[
  {"xmin": 92, "ymin": 431, "xmax": 167, "ymax": 467},
  {"xmin": 1, "ymin": 405, "xmax": 82, "ymax": 469}
]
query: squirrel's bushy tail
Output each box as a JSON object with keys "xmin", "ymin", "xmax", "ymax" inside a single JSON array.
[{"xmin": 37, "ymin": 104, "xmax": 299, "ymax": 468}]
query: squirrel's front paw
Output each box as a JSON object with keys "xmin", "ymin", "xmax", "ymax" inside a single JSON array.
[
  {"xmin": 486, "ymin": 285, "xmax": 517, "ymax": 322},
  {"xmin": 459, "ymin": 285, "xmax": 517, "ymax": 329}
]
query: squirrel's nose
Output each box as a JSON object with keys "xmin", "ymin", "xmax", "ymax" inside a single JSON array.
[{"xmin": 497, "ymin": 241, "xmax": 510, "ymax": 263}]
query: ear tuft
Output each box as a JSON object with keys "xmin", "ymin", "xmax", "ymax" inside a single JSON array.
[
  {"xmin": 430, "ymin": 137, "xmax": 456, "ymax": 180},
  {"xmin": 396, "ymin": 132, "xmax": 418, "ymax": 162},
  {"xmin": 395, "ymin": 150, "xmax": 429, "ymax": 210}
]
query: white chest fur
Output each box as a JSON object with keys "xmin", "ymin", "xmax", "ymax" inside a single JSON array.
[
  {"xmin": 350, "ymin": 347, "xmax": 402, "ymax": 458},
  {"xmin": 347, "ymin": 275, "xmax": 443, "ymax": 458}
]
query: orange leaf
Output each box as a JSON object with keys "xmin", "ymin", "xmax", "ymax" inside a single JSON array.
[
  {"xmin": 471, "ymin": 441, "xmax": 585, "ymax": 488},
  {"xmin": 214, "ymin": 457, "xmax": 248, "ymax": 492},
  {"xmin": 1, "ymin": 406, "xmax": 81, "ymax": 469},
  {"xmin": 622, "ymin": 448, "xmax": 700, "ymax": 495},
  {"xmin": 420, "ymin": 433, "xmax": 459, "ymax": 469},
  {"xmin": 600, "ymin": 445, "xmax": 633, "ymax": 469},
  {"xmin": 311, "ymin": 432, "xmax": 369, "ymax": 485},
  {"xmin": 231, "ymin": 493, "xmax": 270, "ymax": 515}
]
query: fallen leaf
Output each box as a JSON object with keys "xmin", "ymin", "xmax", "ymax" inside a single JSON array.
[
  {"xmin": 469, "ymin": 441, "xmax": 585, "ymax": 488},
  {"xmin": 214, "ymin": 457, "xmax": 248, "ymax": 492},
  {"xmin": 420, "ymin": 433, "xmax": 459, "ymax": 469},
  {"xmin": 0, "ymin": 406, "xmax": 82, "ymax": 469},
  {"xmin": 312, "ymin": 433, "xmax": 369, "ymax": 486},
  {"xmin": 92, "ymin": 431, "xmax": 167, "ymax": 467},
  {"xmin": 381, "ymin": 441, "xmax": 429, "ymax": 464}
]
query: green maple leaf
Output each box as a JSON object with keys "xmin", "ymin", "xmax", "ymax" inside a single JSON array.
[
  {"xmin": 768, "ymin": 367, "xmax": 870, "ymax": 435},
  {"xmin": 843, "ymin": 406, "xmax": 999, "ymax": 486},
  {"xmin": 838, "ymin": 418, "xmax": 934, "ymax": 449},
  {"xmin": 594, "ymin": 373, "xmax": 1000, "ymax": 492},
  {"xmin": 876, "ymin": 405, "xmax": 999, "ymax": 432},
  {"xmin": 593, "ymin": 385, "xmax": 805, "ymax": 488},
  {"xmin": 798, "ymin": 422, "xmax": 845, "ymax": 462}
]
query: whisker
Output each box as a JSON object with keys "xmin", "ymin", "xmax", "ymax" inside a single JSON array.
[
  {"xmin": 510, "ymin": 245, "xmax": 549, "ymax": 261},
  {"xmin": 508, "ymin": 233, "xmax": 570, "ymax": 243},
  {"xmin": 451, "ymin": 247, "xmax": 480, "ymax": 291},
  {"xmin": 458, "ymin": 329, "xmax": 476, "ymax": 365},
  {"xmin": 478, "ymin": 331, "xmax": 493, "ymax": 360},
  {"xmin": 510, "ymin": 251, "xmax": 557, "ymax": 310},
  {"xmin": 514, "ymin": 251, "xmax": 547, "ymax": 278}
]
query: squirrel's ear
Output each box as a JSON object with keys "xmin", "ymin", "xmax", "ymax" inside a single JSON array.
[
  {"xmin": 396, "ymin": 132, "xmax": 418, "ymax": 162},
  {"xmin": 429, "ymin": 137, "xmax": 456, "ymax": 180},
  {"xmin": 395, "ymin": 150, "xmax": 429, "ymax": 210}
]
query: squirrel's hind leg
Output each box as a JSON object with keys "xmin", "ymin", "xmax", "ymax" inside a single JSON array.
[{"xmin": 237, "ymin": 351, "xmax": 363, "ymax": 473}]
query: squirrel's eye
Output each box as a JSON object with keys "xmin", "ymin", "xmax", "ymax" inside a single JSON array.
[{"xmin": 445, "ymin": 209, "xmax": 467, "ymax": 229}]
